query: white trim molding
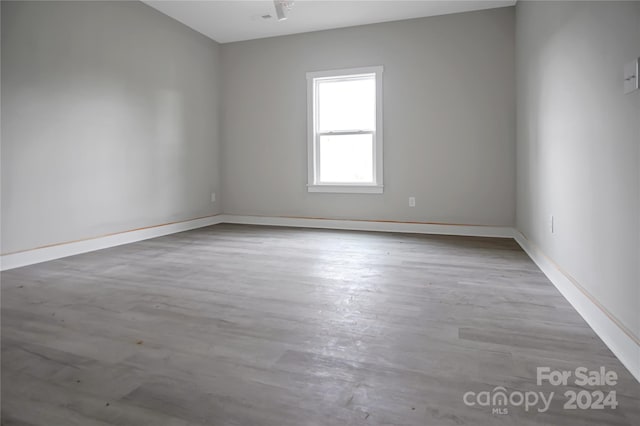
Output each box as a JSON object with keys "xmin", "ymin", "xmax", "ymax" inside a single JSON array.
[
  {"xmin": 217, "ymin": 214, "xmax": 513, "ymax": 238},
  {"xmin": 0, "ymin": 215, "xmax": 223, "ymax": 271},
  {"xmin": 0, "ymin": 214, "xmax": 511, "ymax": 272},
  {"xmin": 306, "ymin": 184, "xmax": 383, "ymax": 194},
  {"xmin": 513, "ymin": 230, "xmax": 640, "ymax": 383}
]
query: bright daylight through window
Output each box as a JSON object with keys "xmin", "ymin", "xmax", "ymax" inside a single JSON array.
[{"xmin": 307, "ymin": 66, "xmax": 383, "ymax": 193}]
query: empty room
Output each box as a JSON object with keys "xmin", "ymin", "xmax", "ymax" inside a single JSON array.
[{"xmin": 1, "ymin": 0, "xmax": 639, "ymax": 424}]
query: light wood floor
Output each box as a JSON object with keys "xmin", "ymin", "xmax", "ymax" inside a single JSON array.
[{"xmin": 1, "ymin": 224, "xmax": 639, "ymax": 425}]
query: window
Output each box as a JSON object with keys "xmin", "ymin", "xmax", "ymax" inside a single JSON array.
[{"xmin": 307, "ymin": 66, "xmax": 383, "ymax": 193}]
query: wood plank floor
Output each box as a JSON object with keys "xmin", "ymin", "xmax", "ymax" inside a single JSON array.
[{"xmin": 1, "ymin": 224, "xmax": 639, "ymax": 425}]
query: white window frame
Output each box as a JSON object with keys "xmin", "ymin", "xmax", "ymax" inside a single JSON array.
[{"xmin": 306, "ymin": 66, "xmax": 384, "ymax": 194}]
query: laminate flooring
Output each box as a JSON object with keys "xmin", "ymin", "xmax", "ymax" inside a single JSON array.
[{"xmin": 2, "ymin": 224, "xmax": 639, "ymax": 425}]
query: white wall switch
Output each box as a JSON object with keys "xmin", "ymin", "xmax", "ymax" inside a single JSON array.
[
  {"xmin": 409, "ymin": 197, "xmax": 416, "ymax": 207},
  {"xmin": 211, "ymin": 192, "xmax": 216, "ymax": 203},
  {"xmin": 623, "ymin": 58, "xmax": 639, "ymax": 94}
]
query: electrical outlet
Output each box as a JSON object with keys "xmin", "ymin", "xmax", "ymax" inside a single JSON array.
[
  {"xmin": 211, "ymin": 192, "xmax": 216, "ymax": 203},
  {"xmin": 409, "ymin": 197, "xmax": 416, "ymax": 207}
]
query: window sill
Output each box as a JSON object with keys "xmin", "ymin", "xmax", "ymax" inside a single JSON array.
[{"xmin": 307, "ymin": 184, "xmax": 384, "ymax": 194}]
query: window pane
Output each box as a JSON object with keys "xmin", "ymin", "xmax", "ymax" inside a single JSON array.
[
  {"xmin": 317, "ymin": 77, "xmax": 375, "ymax": 132},
  {"xmin": 319, "ymin": 134, "xmax": 373, "ymax": 183}
]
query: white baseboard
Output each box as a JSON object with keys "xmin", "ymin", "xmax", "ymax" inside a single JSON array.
[
  {"xmin": 0, "ymin": 214, "xmax": 508, "ymax": 272},
  {"xmin": 513, "ymin": 231, "xmax": 640, "ymax": 383},
  {"xmin": 0, "ymin": 215, "xmax": 223, "ymax": 271},
  {"xmin": 217, "ymin": 214, "xmax": 515, "ymax": 238}
]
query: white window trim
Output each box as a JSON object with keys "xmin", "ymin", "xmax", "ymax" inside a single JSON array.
[{"xmin": 306, "ymin": 66, "xmax": 384, "ymax": 194}]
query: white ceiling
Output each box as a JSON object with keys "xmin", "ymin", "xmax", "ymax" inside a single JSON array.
[{"xmin": 142, "ymin": 0, "xmax": 516, "ymax": 44}]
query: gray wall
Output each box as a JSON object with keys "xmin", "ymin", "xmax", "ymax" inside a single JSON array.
[
  {"xmin": 516, "ymin": 1, "xmax": 640, "ymax": 339},
  {"xmin": 221, "ymin": 7, "xmax": 516, "ymax": 225},
  {"xmin": 1, "ymin": 1, "xmax": 222, "ymax": 254}
]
